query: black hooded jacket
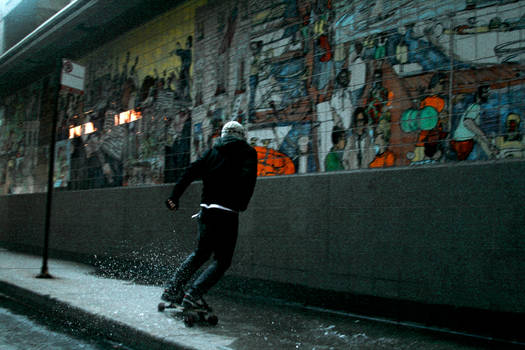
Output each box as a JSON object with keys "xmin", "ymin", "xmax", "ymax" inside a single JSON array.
[{"xmin": 170, "ymin": 136, "xmax": 258, "ymax": 212}]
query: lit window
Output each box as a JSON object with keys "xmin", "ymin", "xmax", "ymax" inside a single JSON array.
[
  {"xmin": 115, "ymin": 109, "xmax": 142, "ymax": 125},
  {"xmin": 68, "ymin": 122, "xmax": 96, "ymax": 139}
]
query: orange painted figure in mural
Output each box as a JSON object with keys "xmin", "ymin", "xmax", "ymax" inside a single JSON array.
[
  {"xmin": 254, "ymin": 146, "xmax": 295, "ymax": 176},
  {"xmin": 414, "ymin": 73, "xmax": 449, "ymax": 162}
]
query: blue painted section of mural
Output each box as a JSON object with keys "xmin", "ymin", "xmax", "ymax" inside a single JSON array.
[{"xmin": 1, "ymin": 0, "xmax": 525, "ymax": 194}]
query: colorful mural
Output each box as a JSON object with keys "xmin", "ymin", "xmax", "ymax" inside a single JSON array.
[
  {"xmin": 1, "ymin": 0, "xmax": 525, "ymax": 194},
  {"xmin": 54, "ymin": 0, "xmax": 205, "ymax": 190},
  {"xmin": 191, "ymin": 0, "xmax": 525, "ymax": 175},
  {"xmin": 0, "ymin": 80, "xmax": 47, "ymax": 194}
]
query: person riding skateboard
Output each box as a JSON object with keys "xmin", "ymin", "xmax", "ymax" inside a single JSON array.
[{"xmin": 161, "ymin": 121, "xmax": 258, "ymax": 309}]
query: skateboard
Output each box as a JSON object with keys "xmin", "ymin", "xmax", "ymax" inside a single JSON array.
[{"xmin": 157, "ymin": 301, "xmax": 218, "ymax": 327}]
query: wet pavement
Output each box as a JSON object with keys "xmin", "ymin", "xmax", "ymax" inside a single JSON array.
[{"xmin": 0, "ymin": 249, "xmax": 520, "ymax": 350}]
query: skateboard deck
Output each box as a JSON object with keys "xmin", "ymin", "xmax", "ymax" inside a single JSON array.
[{"xmin": 157, "ymin": 302, "xmax": 218, "ymax": 327}]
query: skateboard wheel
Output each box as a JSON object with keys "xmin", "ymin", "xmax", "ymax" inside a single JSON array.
[
  {"xmin": 207, "ymin": 315, "xmax": 218, "ymax": 326},
  {"xmin": 158, "ymin": 302, "xmax": 166, "ymax": 312},
  {"xmin": 183, "ymin": 314, "xmax": 195, "ymax": 327}
]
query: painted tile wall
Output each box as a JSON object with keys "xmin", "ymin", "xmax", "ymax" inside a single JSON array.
[{"xmin": 1, "ymin": 0, "xmax": 525, "ymax": 194}]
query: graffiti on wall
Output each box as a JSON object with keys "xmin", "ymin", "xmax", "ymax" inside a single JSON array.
[{"xmin": 1, "ymin": 0, "xmax": 525, "ymax": 194}]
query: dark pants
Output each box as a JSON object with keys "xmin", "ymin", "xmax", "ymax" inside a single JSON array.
[{"xmin": 168, "ymin": 208, "xmax": 239, "ymax": 298}]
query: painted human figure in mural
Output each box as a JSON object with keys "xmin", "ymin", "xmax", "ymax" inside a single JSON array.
[
  {"xmin": 495, "ymin": 112, "xmax": 524, "ymax": 159},
  {"xmin": 3, "ymin": 149, "xmax": 17, "ymax": 194},
  {"xmin": 85, "ymin": 134, "xmax": 106, "ymax": 189},
  {"xmin": 24, "ymin": 90, "xmax": 39, "ymax": 122},
  {"xmin": 312, "ymin": 0, "xmax": 333, "ymax": 91},
  {"xmin": 343, "ymin": 107, "xmax": 375, "ymax": 170},
  {"xmin": 10, "ymin": 142, "xmax": 30, "ymax": 194},
  {"xmin": 200, "ymin": 108, "xmax": 214, "ymax": 155},
  {"xmin": 54, "ymin": 140, "xmax": 71, "ymax": 189},
  {"xmin": 58, "ymin": 93, "xmax": 83, "ymax": 141},
  {"xmin": 410, "ymin": 72, "xmax": 449, "ymax": 163},
  {"xmin": 248, "ymin": 41, "xmax": 263, "ymax": 122},
  {"xmin": 216, "ymin": 6, "xmax": 238, "ymax": 96},
  {"xmin": 402, "ymin": 22, "xmax": 458, "ymax": 73},
  {"xmin": 369, "ymin": 119, "xmax": 395, "ymax": 168},
  {"xmin": 365, "ymin": 68, "xmax": 390, "ymax": 126},
  {"xmin": 140, "ymin": 68, "xmax": 183, "ymax": 185},
  {"xmin": 69, "ymin": 127, "xmax": 90, "ymax": 190},
  {"xmin": 13, "ymin": 121, "xmax": 40, "ymax": 194},
  {"xmin": 395, "ymin": 35, "xmax": 409, "ymax": 73},
  {"xmin": 451, "ymin": 85, "xmax": 498, "ymax": 161},
  {"xmin": 234, "ymin": 54, "xmax": 247, "ymax": 96},
  {"xmin": 198, "ymin": 103, "xmax": 225, "ymax": 155},
  {"xmin": 298, "ymin": 0, "xmax": 311, "ymax": 54},
  {"xmin": 0, "ymin": 87, "xmax": 44, "ymax": 194},
  {"xmin": 325, "ymin": 125, "xmax": 345, "ymax": 171},
  {"xmin": 138, "ymin": 74, "xmax": 157, "ymax": 108},
  {"xmin": 56, "ymin": 93, "xmax": 70, "ymax": 141},
  {"xmin": 344, "ymin": 107, "xmax": 375, "ymax": 170},
  {"xmin": 374, "ymin": 33, "xmax": 388, "ymax": 60},
  {"xmin": 90, "ymin": 110, "xmax": 125, "ymax": 187},
  {"xmin": 296, "ymin": 135, "xmax": 310, "ymax": 174},
  {"xmin": 121, "ymin": 56, "xmax": 139, "ymax": 110},
  {"xmin": 371, "ymin": 0, "xmax": 384, "ymax": 21},
  {"xmin": 192, "ymin": 61, "xmax": 203, "ymax": 107},
  {"xmin": 316, "ymin": 68, "xmax": 353, "ymax": 172},
  {"xmin": 116, "ymin": 123, "xmax": 133, "ymax": 185},
  {"xmin": 172, "ymin": 36, "xmax": 193, "ymax": 100},
  {"xmin": 349, "ymin": 41, "xmax": 367, "ymax": 106},
  {"xmin": 255, "ymin": 73, "xmax": 285, "ymax": 117},
  {"xmin": 330, "ymin": 68, "xmax": 354, "ymax": 129},
  {"xmin": 278, "ymin": 122, "xmax": 316, "ymax": 174},
  {"xmin": 165, "ymin": 109, "xmax": 192, "ymax": 183}
]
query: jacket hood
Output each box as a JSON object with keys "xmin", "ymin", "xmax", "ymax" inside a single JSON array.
[
  {"xmin": 214, "ymin": 135, "xmax": 254, "ymax": 158},
  {"xmin": 215, "ymin": 135, "xmax": 249, "ymax": 151}
]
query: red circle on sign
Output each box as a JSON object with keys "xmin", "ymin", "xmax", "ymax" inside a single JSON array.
[{"xmin": 63, "ymin": 60, "xmax": 73, "ymax": 73}]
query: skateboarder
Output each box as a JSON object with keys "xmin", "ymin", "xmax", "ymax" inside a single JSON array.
[{"xmin": 161, "ymin": 121, "xmax": 258, "ymax": 309}]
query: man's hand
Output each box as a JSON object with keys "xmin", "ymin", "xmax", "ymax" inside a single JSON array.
[{"xmin": 166, "ymin": 198, "xmax": 179, "ymax": 211}]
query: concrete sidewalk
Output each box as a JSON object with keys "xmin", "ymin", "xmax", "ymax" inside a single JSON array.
[
  {"xmin": 0, "ymin": 249, "xmax": 231, "ymax": 349},
  {"xmin": 0, "ymin": 248, "xmax": 513, "ymax": 350}
]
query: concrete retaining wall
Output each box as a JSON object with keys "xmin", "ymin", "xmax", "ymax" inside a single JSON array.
[{"xmin": 1, "ymin": 161, "xmax": 524, "ymax": 317}]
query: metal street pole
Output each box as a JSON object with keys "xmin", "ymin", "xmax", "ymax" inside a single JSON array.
[{"xmin": 36, "ymin": 58, "xmax": 62, "ymax": 279}]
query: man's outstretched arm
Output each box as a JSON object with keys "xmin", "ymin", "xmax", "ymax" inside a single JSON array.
[{"xmin": 166, "ymin": 150, "xmax": 209, "ymax": 210}]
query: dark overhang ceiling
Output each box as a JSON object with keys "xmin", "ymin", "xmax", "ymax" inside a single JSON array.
[{"xmin": 0, "ymin": 0, "xmax": 186, "ymax": 97}]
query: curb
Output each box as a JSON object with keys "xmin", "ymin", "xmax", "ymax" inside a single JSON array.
[{"xmin": 0, "ymin": 280, "xmax": 195, "ymax": 350}]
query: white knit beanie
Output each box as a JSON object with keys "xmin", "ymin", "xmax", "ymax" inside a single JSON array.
[{"xmin": 221, "ymin": 121, "xmax": 246, "ymax": 140}]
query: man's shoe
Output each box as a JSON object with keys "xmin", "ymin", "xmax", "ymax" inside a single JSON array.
[
  {"xmin": 161, "ymin": 288, "xmax": 183, "ymax": 304},
  {"xmin": 181, "ymin": 293, "xmax": 202, "ymax": 309}
]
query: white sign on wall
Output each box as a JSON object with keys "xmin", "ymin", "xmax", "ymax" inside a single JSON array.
[{"xmin": 61, "ymin": 59, "xmax": 85, "ymax": 94}]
